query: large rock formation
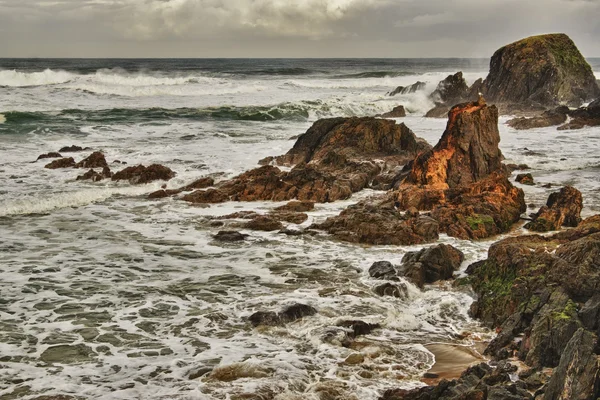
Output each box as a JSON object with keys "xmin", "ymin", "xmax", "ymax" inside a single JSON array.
[
  {"xmin": 425, "ymin": 72, "xmax": 478, "ymax": 118},
  {"xmin": 507, "ymin": 99, "xmax": 600, "ymax": 130},
  {"xmin": 313, "ymin": 101, "xmax": 526, "ymax": 243},
  {"xmin": 184, "ymin": 117, "xmax": 431, "ymax": 204},
  {"xmin": 483, "ymin": 33, "xmax": 600, "ymax": 107},
  {"xmin": 525, "ymin": 186, "xmax": 583, "ymax": 232}
]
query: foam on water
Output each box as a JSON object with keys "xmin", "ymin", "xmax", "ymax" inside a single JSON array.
[
  {"xmin": 2, "ymin": 59, "xmax": 600, "ymax": 399},
  {"xmin": 0, "ymin": 68, "xmax": 75, "ymax": 87}
]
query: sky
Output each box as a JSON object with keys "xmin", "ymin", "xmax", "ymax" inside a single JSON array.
[{"xmin": 0, "ymin": 0, "xmax": 599, "ymax": 58}]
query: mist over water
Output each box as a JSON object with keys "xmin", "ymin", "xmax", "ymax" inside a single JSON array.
[{"xmin": 1, "ymin": 58, "xmax": 599, "ymax": 399}]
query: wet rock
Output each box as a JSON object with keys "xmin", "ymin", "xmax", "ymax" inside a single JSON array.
[
  {"xmin": 377, "ymin": 105, "xmax": 406, "ymax": 118},
  {"xmin": 148, "ymin": 177, "xmax": 214, "ymax": 199},
  {"xmin": 244, "ymin": 216, "xmax": 284, "ymax": 231},
  {"xmin": 515, "ymin": 173, "xmax": 534, "ymax": 185},
  {"xmin": 44, "ymin": 157, "xmax": 76, "ymax": 169},
  {"xmin": 558, "ymin": 96, "xmax": 600, "ymax": 130},
  {"xmin": 336, "ymin": 320, "xmax": 380, "ymax": 337},
  {"xmin": 507, "ymin": 106, "xmax": 569, "ymax": 130},
  {"xmin": 74, "ymin": 151, "xmax": 108, "ymax": 169},
  {"xmin": 388, "ymin": 81, "xmax": 426, "ymax": 96},
  {"xmin": 424, "ymin": 104, "xmax": 451, "ymax": 118},
  {"xmin": 399, "ymin": 244, "xmax": 464, "ymax": 288},
  {"xmin": 525, "ymin": 186, "xmax": 583, "ymax": 232},
  {"xmin": 182, "ymin": 188, "xmax": 228, "ymax": 203},
  {"xmin": 274, "ymin": 200, "xmax": 315, "ymax": 212},
  {"xmin": 483, "ymin": 33, "xmax": 599, "ymax": 107},
  {"xmin": 112, "ymin": 164, "xmax": 176, "ymax": 184},
  {"xmin": 40, "ymin": 344, "xmax": 96, "ymax": 364},
  {"xmin": 373, "ymin": 282, "xmax": 408, "ymax": 298},
  {"xmin": 342, "ymin": 353, "xmax": 365, "ymax": 365},
  {"xmin": 76, "ymin": 166, "xmax": 112, "ymax": 182},
  {"xmin": 505, "ymin": 163, "xmax": 530, "ymax": 173},
  {"xmin": 213, "ymin": 231, "xmax": 249, "ymax": 242},
  {"xmin": 58, "ymin": 145, "xmax": 84, "ymax": 153},
  {"xmin": 431, "ymin": 72, "xmax": 470, "ymax": 105},
  {"xmin": 248, "ymin": 303, "xmax": 317, "ymax": 327},
  {"xmin": 368, "ymin": 261, "xmax": 397, "ymax": 280},
  {"xmin": 269, "ymin": 211, "xmax": 308, "ymax": 224},
  {"xmin": 36, "ymin": 152, "xmax": 62, "ymax": 160}
]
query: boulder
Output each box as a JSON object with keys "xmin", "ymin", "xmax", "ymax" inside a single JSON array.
[
  {"xmin": 213, "ymin": 231, "xmax": 249, "ymax": 242},
  {"xmin": 44, "ymin": 157, "xmax": 75, "ymax": 169},
  {"xmin": 558, "ymin": 97, "xmax": 600, "ymax": 130},
  {"xmin": 507, "ymin": 106, "xmax": 570, "ymax": 130},
  {"xmin": 515, "ymin": 173, "xmax": 534, "ymax": 185},
  {"xmin": 376, "ymin": 105, "xmax": 406, "ymax": 118},
  {"xmin": 483, "ymin": 33, "xmax": 600, "ymax": 107},
  {"xmin": 243, "ymin": 216, "xmax": 284, "ymax": 231},
  {"xmin": 36, "ymin": 152, "xmax": 62, "ymax": 160},
  {"xmin": 368, "ymin": 261, "xmax": 397, "ymax": 280},
  {"xmin": 182, "ymin": 188, "xmax": 227, "ymax": 203},
  {"xmin": 248, "ymin": 303, "xmax": 317, "ymax": 327},
  {"xmin": 388, "ymin": 81, "xmax": 426, "ymax": 96},
  {"xmin": 76, "ymin": 166, "xmax": 112, "ymax": 182},
  {"xmin": 373, "ymin": 282, "xmax": 408, "ymax": 298},
  {"xmin": 74, "ymin": 151, "xmax": 108, "ymax": 169},
  {"xmin": 112, "ymin": 164, "xmax": 176, "ymax": 184},
  {"xmin": 58, "ymin": 145, "xmax": 84, "ymax": 153},
  {"xmin": 430, "ymin": 72, "xmax": 470, "ymax": 105},
  {"xmin": 275, "ymin": 200, "xmax": 315, "ymax": 212},
  {"xmin": 399, "ymin": 244, "xmax": 464, "ymax": 288},
  {"xmin": 525, "ymin": 186, "xmax": 583, "ymax": 232}
]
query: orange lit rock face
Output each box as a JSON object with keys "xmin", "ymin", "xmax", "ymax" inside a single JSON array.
[{"xmin": 404, "ymin": 102, "xmax": 502, "ymax": 189}]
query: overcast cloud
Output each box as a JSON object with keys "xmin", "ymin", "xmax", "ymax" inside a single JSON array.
[{"xmin": 0, "ymin": 0, "xmax": 598, "ymax": 57}]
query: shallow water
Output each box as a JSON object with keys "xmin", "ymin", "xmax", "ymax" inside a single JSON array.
[{"xmin": 1, "ymin": 59, "xmax": 599, "ymax": 399}]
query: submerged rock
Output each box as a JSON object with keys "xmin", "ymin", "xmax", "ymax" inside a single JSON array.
[
  {"xmin": 483, "ymin": 33, "xmax": 600, "ymax": 107},
  {"xmin": 58, "ymin": 145, "xmax": 85, "ymax": 153},
  {"xmin": 507, "ymin": 106, "xmax": 569, "ymax": 130},
  {"xmin": 248, "ymin": 303, "xmax": 317, "ymax": 327},
  {"xmin": 112, "ymin": 164, "xmax": 176, "ymax": 184},
  {"xmin": 74, "ymin": 151, "xmax": 108, "ymax": 169},
  {"xmin": 40, "ymin": 344, "xmax": 96, "ymax": 364},
  {"xmin": 36, "ymin": 152, "xmax": 62, "ymax": 161},
  {"xmin": 76, "ymin": 166, "xmax": 112, "ymax": 182},
  {"xmin": 525, "ymin": 185, "xmax": 583, "ymax": 232},
  {"xmin": 213, "ymin": 231, "xmax": 249, "ymax": 242},
  {"xmin": 44, "ymin": 157, "xmax": 75, "ymax": 169},
  {"xmin": 148, "ymin": 177, "xmax": 214, "ymax": 199}
]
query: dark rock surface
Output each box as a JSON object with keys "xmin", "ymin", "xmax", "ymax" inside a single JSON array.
[
  {"xmin": 112, "ymin": 164, "xmax": 176, "ymax": 184},
  {"xmin": 515, "ymin": 173, "xmax": 534, "ymax": 185},
  {"xmin": 507, "ymin": 106, "xmax": 570, "ymax": 130},
  {"xmin": 368, "ymin": 261, "xmax": 397, "ymax": 280},
  {"xmin": 76, "ymin": 166, "xmax": 112, "ymax": 182},
  {"xmin": 44, "ymin": 157, "xmax": 75, "ymax": 169},
  {"xmin": 483, "ymin": 33, "xmax": 599, "ymax": 107},
  {"xmin": 148, "ymin": 177, "xmax": 214, "ymax": 199},
  {"xmin": 558, "ymin": 97, "xmax": 600, "ymax": 130},
  {"xmin": 36, "ymin": 152, "xmax": 62, "ymax": 160},
  {"xmin": 74, "ymin": 152, "xmax": 108, "ymax": 169},
  {"xmin": 377, "ymin": 105, "xmax": 406, "ymax": 118},
  {"xmin": 58, "ymin": 145, "xmax": 85, "ymax": 153},
  {"xmin": 275, "ymin": 200, "xmax": 315, "ymax": 212},
  {"xmin": 213, "ymin": 231, "xmax": 249, "ymax": 242},
  {"xmin": 248, "ymin": 304, "xmax": 317, "ymax": 327},
  {"xmin": 399, "ymin": 244, "xmax": 464, "ymax": 288},
  {"xmin": 525, "ymin": 186, "xmax": 583, "ymax": 232},
  {"xmin": 388, "ymin": 81, "xmax": 426, "ymax": 96}
]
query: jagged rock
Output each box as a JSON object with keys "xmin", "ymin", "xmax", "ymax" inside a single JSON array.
[
  {"xmin": 213, "ymin": 231, "xmax": 249, "ymax": 242},
  {"xmin": 507, "ymin": 106, "xmax": 570, "ymax": 130},
  {"xmin": 424, "ymin": 104, "xmax": 451, "ymax": 118},
  {"xmin": 483, "ymin": 33, "xmax": 600, "ymax": 107},
  {"xmin": 248, "ymin": 304, "xmax": 317, "ymax": 327},
  {"xmin": 243, "ymin": 216, "xmax": 284, "ymax": 231},
  {"xmin": 182, "ymin": 188, "xmax": 227, "ymax": 203},
  {"xmin": 44, "ymin": 157, "xmax": 75, "ymax": 169},
  {"xmin": 36, "ymin": 152, "xmax": 62, "ymax": 160},
  {"xmin": 336, "ymin": 320, "xmax": 380, "ymax": 337},
  {"xmin": 399, "ymin": 244, "xmax": 464, "ymax": 288},
  {"xmin": 58, "ymin": 145, "xmax": 85, "ymax": 153},
  {"xmin": 74, "ymin": 152, "xmax": 108, "ymax": 169},
  {"xmin": 76, "ymin": 166, "xmax": 112, "ymax": 182},
  {"xmin": 515, "ymin": 173, "xmax": 534, "ymax": 185},
  {"xmin": 311, "ymin": 200, "xmax": 439, "ymax": 245},
  {"xmin": 525, "ymin": 186, "xmax": 583, "ymax": 232},
  {"xmin": 112, "ymin": 164, "xmax": 176, "ymax": 184},
  {"xmin": 558, "ymin": 97, "xmax": 600, "ymax": 130},
  {"xmin": 275, "ymin": 200, "xmax": 315, "ymax": 212},
  {"xmin": 388, "ymin": 81, "xmax": 426, "ymax": 96},
  {"xmin": 274, "ymin": 116, "xmax": 430, "ymax": 167},
  {"xmin": 505, "ymin": 164, "xmax": 530, "ymax": 173},
  {"xmin": 377, "ymin": 105, "xmax": 406, "ymax": 118},
  {"xmin": 373, "ymin": 282, "xmax": 408, "ymax": 298},
  {"xmin": 430, "ymin": 72, "xmax": 470, "ymax": 104},
  {"xmin": 368, "ymin": 261, "xmax": 397, "ymax": 280}
]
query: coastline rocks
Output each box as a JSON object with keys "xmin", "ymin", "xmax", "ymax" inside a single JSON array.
[
  {"xmin": 525, "ymin": 186, "xmax": 583, "ymax": 232},
  {"xmin": 388, "ymin": 81, "xmax": 426, "ymax": 96},
  {"xmin": 182, "ymin": 188, "xmax": 227, "ymax": 203},
  {"xmin": 368, "ymin": 261, "xmax": 397, "ymax": 280},
  {"xmin": 515, "ymin": 173, "xmax": 534, "ymax": 185},
  {"xmin": 36, "ymin": 152, "xmax": 62, "ymax": 160},
  {"xmin": 213, "ymin": 231, "xmax": 249, "ymax": 242},
  {"xmin": 74, "ymin": 151, "xmax": 108, "ymax": 169},
  {"xmin": 248, "ymin": 304, "xmax": 317, "ymax": 327},
  {"xmin": 112, "ymin": 164, "xmax": 176, "ymax": 184},
  {"xmin": 507, "ymin": 106, "xmax": 570, "ymax": 130},
  {"xmin": 58, "ymin": 145, "xmax": 85, "ymax": 153},
  {"xmin": 148, "ymin": 177, "xmax": 214, "ymax": 199},
  {"xmin": 558, "ymin": 97, "xmax": 600, "ymax": 130},
  {"xmin": 275, "ymin": 200, "xmax": 314, "ymax": 212},
  {"xmin": 399, "ymin": 244, "xmax": 464, "ymax": 288},
  {"xmin": 45, "ymin": 157, "xmax": 75, "ymax": 169},
  {"xmin": 483, "ymin": 33, "xmax": 600, "ymax": 107},
  {"xmin": 424, "ymin": 72, "xmax": 480, "ymax": 118},
  {"xmin": 373, "ymin": 282, "xmax": 408, "ymax": 298},
  {"xmin": 243, "ymin": 216, "xmax": 284, "ymax": 232},
  {"xmin": 376, "ymin": 105, "xmax": 406, "ymax": 119},
  {"xmin": 76, "ymin": 166, "xmax": 112, "ymax": 182},
  {"xmin": 185, "ymin": 117, "xmax": 431, "ymax": 205}
]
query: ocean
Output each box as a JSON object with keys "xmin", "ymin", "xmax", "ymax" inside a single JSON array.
[{"xmin": 1, "ymin": 58, "xmax": 600, "ymax": 399}]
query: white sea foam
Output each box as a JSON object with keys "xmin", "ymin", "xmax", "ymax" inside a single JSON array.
[{"xmin": 0, "ymin": 68, "xmax": 75, "ymax": 87}]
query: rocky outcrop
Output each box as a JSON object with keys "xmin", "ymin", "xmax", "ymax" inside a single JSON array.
[
  {"xmin": 483, "ymin": 33, "xmax": 600, "ymax": 107},
  {"xmin": 399, "ymin": 244, "xmax": 464, "ymax": 288},
  {"xmin": 515, "ymin": 173, "xmax": 534, "ymax": 185},
  {"xmin": 558, "ymin": 97, "xmax": 600, "ymax": 130},
  {"xmin": 525, "ymin": 186, "xmax": 583, "ymax": 232},
  {"xmin": 148, "ymin": 177, "xmax": 214, "ymax": 199},
  {"xmin": 112, "ymin": 164, "xmax": 176, "ymax": 184},
  {"xmin": 507, "ymin": 106, "xmax": 570, "ymax": 130},
  {"xmin": 74, "ymin": 151, "xmax": 108, "ymax": 169},
  {"xmin": 274, "ymin": 200, "xmax": 314, "ymax": 212},
  {"xmin": 185, "ymin": 117, "xmax": 431, "ymax": 205},
  {"xmin": 248, "ymin": 304, "xmax": 317, "ymax": 327},
  {"xmin": 313, "ymin": 101, "xmax": 526, "ymax": 243},
  {"xmin": 76, "ymin": 166, "xmax": 112, "ymax": 182},
  {"xmin": 58, "ymin": 145, "xmax": 85, "ymax": 153},
  {"xmin": 36, "ymin": 152, "xmax": 62, "ymax": 160},
  {"xmin": 376, "ymin": 105, "xmax": 406, "ymax": 118},
  {"xmin": 213, "ymin": 231, "xmax": 249, "ymax": 242},
  {"xmin": 425, "ymin": 72, "xmax": 482, "ymax": 118},
  {"xmin": 45, "ymin": 157, "xmax": 75, "ymax": 169},
  {"xmin": 388, "ymin": 81, "xmax": 426, "ymax": 96}
]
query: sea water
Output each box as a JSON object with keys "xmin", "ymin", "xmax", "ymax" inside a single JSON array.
[{"xmin": 1, "ymin": 58, "xmax": 599, "ymax": 399}]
